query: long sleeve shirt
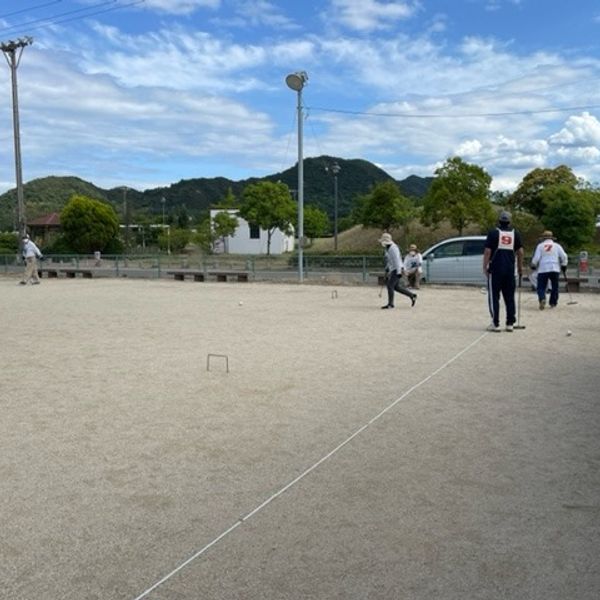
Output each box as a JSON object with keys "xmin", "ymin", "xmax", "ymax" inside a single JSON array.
[
  {"xmin": 384, "ymin": 243, "xmax": 403, "ymax": 273},
  {"xmin": 531, "ymin": 239, "xmax": 568, "ymax": 273},
  {"xmin": 22, "ymin": 240, "xmax": 42, "ymax": 259}
]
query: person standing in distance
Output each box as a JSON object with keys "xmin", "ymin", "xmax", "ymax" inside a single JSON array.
[
  {"xmin": 379, "ymin": 232, "xmax": 417, "ymax": 309},
  {"xmin": 403, "ymin": 243, "xmax": 423, "ymax": 289},
  {"xmin": 530, "ymin": 230, "xmax": 568, "ymax": 310},
  {"xmin": 20, "ymin": 234, "xmax": 43, "ymax": 285},
  {"xmin": 483, "ymin": 211, "xmax": 523, "ymax": 332}
]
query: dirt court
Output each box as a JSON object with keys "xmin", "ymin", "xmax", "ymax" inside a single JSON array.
[{"xmin": 1, "ymin": 276, "xmax": 599, "ymax": 600}]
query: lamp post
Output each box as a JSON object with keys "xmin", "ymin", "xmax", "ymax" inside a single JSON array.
[
  {"xmin": 1, "ymin": 36, "xmax": 33, "ymax": 240},
  {"xmin": 327, "ymin": 162, "xmax": 341, "ymax": 251},
  {"xmin": 121, "ymin": 186, "xmax": 129, "ymax": 249},
  {"xmin": 285, "ymin": 70, "xmax": 308, "ymax": 282}
]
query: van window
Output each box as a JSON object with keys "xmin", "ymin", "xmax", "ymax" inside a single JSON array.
[
  {"xmin": 434, "ymin": 241, "xmax": 463, "ymax": 258},
  {"xmin": 463, "ymin": 240, "xmax": 485, "ymax": 256}
]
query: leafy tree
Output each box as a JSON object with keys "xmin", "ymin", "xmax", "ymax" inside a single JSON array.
[
  {"xmin": 358, "ymin": 180, "xmax": 414, "ymax": 230},
  {"xmin": 0, "ymin": 232, "xmax": 18, "ymax": 254},
  {"xmin": 239, "ymin": 181, "xmax": 295, "ymax": 255},
  {"xmin": 216, "ymin": 187, "xmax": 238, "ymax": 208},
  {"xmin": 158, "ymin": 227, "xmax": 191, "ymax": 253},
  {"xmin": 176, "ymin": 205, "xmax": 190, "ymax": 229},
  {"xmin": 510, "ymin": 165, "xmax": 578, "ymax": 218},
  {"xmin": 60, "ymin": 194, "xmax": 119, "ymax": 253},
  {"xmin": 541, "ymin": 185, "xmax": 596, "ymax": 251},
  {"xmin": 303, "ymin": 205, "xmax": 330, "ymax": 243},
  {"xmin": 192, "ymin": 219, "xmax": 214, "ymax": 253},
  {"xmin": 421, "ymin": 156, "xmax": 494, "ymax": 235},
  {"xmin": 212, "ymin": 210, "xmax": 239, "ymax": 252}
]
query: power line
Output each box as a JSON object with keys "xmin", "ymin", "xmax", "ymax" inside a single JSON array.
[
  {"xmin": 0, "ymin": 1, "xmax": 63, "ymax": 21},
  {"xmin": 0, "ymin": 0, "xmax": 118, "ymax": 34},
  {"xmin": 0, "ymin": 0, "xmax": 145, "ymax": 36},
  {"xmin": 307, "ymin": 103, "xmax": 600, "ymax": 119}
]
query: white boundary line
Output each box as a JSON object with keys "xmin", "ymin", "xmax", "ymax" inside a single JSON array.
[{"xmin": 132, "ymin": 332, "xmax": 489, "ymax": 600}]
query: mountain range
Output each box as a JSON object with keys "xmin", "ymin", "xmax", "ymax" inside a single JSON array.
[{"xmin": 0, "ymin": 156, "xmax": 433, "ymax": 229}]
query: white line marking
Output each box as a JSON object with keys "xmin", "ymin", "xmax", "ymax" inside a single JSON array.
[{"xmin": 132, "ymin": 332, "xmax": 488, "ymax": 599}]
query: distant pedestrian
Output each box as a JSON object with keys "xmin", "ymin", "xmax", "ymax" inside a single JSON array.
[
  {"xmin": 403, "ymin": 243, "xmax": 423, "ymax": 289},
  {"xmin": 530, "ymin": 230, "xmax": 568, "ymax": 310},
  {"xmin": 379, "ymin": 233, "xmax": 417, "ymax": 309},
  {"xmin": 20, "ymin": 234, "xmax": 43, "ymax": 285},
  {"xmin": 483, "ymin": 211, "xmax": 523, "ymax": 332}
]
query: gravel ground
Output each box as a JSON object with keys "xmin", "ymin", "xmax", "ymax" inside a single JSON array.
[{"xmin": 1, "ymin": 276, "xmax": 599, "ymax": 600}]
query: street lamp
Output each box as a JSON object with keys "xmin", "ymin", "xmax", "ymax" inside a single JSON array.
[
  {"xmin": 327, "ymin": 162, "xmax": 341, "ymax": 251},
  {"xmin": 285, "ymin": 70, "xmax": 308, "ymax": 282},
  {"xmin": 161, "ymin": 196, "xmax": 166, "ymax": 228},
  {"xmin": 1, "ymin": 36, "xmax": 33, "ymax": 240},
  {"xmin": 121, "ymin": 186, "xmax": 129, "ymax": 248}
]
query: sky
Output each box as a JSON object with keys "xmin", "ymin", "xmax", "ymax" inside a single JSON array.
[{"xmin": 2, "ymin": 0, "xmax": 600, "ymax": 195}]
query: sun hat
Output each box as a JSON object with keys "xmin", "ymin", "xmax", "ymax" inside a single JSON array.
[
  {"xmin": 378, "ymin": 233, "xmax": 393, "ymax": 245},
  {"xmin": 541, "ymin": 230, "xmax": 554, "ymax": 239}
]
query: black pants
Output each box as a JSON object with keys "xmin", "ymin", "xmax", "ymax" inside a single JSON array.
[
  {"xmin": 487, "ymin": 271, "xmax": 516, "ymax": 326},
  {"xmin": 387, "ymin": 270, "xmax": 413, "ymax": 306}
]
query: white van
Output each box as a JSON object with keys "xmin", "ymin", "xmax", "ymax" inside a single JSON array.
[{"xmin": 421, "ymin": 236, "xmax": 487, "ymax": 285}]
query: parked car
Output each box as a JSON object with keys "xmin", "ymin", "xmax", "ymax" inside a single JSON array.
[{"xmin": 421, "ymin": 236, "xmax": 487, "ymax": 285}]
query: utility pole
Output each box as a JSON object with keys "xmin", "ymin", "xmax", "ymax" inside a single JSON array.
[
  {"xmin": 326, "ymin": 162, "xmax": 341, "ymax": 251},
  {"xmin": 122, "ymin": 186, "xmax": 130, "ymax": 248},
  {"xmin": 1, "ymin": 36, "xmax": 33, "ymax": 239}
]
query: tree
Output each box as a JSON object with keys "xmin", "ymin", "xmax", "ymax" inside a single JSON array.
[
  {"xmin": 158, "ymin": 227, "xmax": 191, "ymax": 253},
  {"xmin": 540, "ymin": 185, "xmax": 596, "ymax": 251},
  {"xmin": 303, "ymin": 206, "xmax": 330, "ymax": 243},
  {"xmin": 421, "ymin": 156, "xmax": 494, "ymax": 235},
  {"xmin": 60, "ymin": 194, "xmax": 119, "ymax": 253},
  {"xmin": 212, "ymin": 210, "xmax": 239, "ymax": 253},
  {"xmin": 239, "ymin": 181, "xmax": 295, "ymax": 255},
  {"xmin": 358, "ymin": 180, "xmax": 414, "ymax": 230},
  {"xmin": 510, "ymin": 165, "xmax": 578, "ymax": 218}
]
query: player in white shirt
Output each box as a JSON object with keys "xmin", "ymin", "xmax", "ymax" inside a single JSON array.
[
  {"xmin": 530, "ymin": 230, "xmax": 568, "ymax": 309},
  {"xmin": 20, "ymin": 234, "xmax": 43, "ymax": 285}
]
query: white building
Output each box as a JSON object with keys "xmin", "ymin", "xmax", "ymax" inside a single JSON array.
[{"xmin": 210, "ymin": 209, "xmax": 295, "ymax": 255}]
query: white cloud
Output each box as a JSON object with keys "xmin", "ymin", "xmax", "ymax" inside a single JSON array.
[
  {"xmin": 330, "ymin": 0, "xmax": 421, "ymax": 32},
  {"xmin": 233, "ymin": 1, "xmax": 297, "ymax": 28},
  {"xmin": 141, "ymin": 0, "xmax": 221, "ymax": 15},
  {"xmin": 548, "ymin": 112, "xmax": 600, "ymax": 146}
]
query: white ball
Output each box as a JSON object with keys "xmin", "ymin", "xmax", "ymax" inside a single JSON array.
[
  {"xmin": 239, "ymin": 301, "xmax": 243, "ymax": 306},
  {"xmin": 566, "ymin": 330, "xmax": 572, "ymax": 336}
]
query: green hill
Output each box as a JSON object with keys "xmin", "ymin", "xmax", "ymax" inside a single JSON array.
[{"xmin": 0, "ymin": 157, "xmax": 433, "ymax": 230}]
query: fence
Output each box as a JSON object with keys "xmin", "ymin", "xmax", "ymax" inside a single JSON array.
[{"xmin": 2, "ymin": 252, "xmax": 599, "ymax": 289}]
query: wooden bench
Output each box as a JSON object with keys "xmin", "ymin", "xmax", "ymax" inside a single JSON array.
[
  {"xmin": 209, "ymin": 271, "xmax": 249, "ymax": 282},
  {"xmin": 38, "ymin": 267, "xmax": 59, "ymax": 278},
  {"xmin": 60, "ymin": 268, "xmax": 93, "ymax": 278},
  {"xmin": 167, "ymin": 269, "xmax": 205, "ymax": 282},
  {"xmin": 566, "ymin": 277, "xmax": 586, "ymax": 293},
  {"xmin": 167, "ymin": 269, "xmax": 249, "ymax": 282}
]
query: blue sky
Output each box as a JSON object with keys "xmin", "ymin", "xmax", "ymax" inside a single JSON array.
[{"xmin": 2, "ymin": 0, "xmax": 600, "ymax": 195}]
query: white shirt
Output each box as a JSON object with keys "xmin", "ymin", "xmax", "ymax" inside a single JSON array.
[
  {"xmin": 403, "ymin": 251, "xmax": 423, "ymax": 273},
  {"xmin": 22, "ymin": 239, "xmax": 42, "ymax": 259},
  {"xmin": 531, "ymin": 238, "xmax": 568, "ymax": 273},
  {"xmin": 384, "ymin": 242, "xmax": 403, "ymax": 272}
]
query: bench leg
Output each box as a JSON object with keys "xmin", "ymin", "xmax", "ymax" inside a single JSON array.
[
  {"xmin": 66, "ymin": 271, "xmax": 76, "ymax": 278},
  {"xmin": 216, "ymin": 274, "xmax": 227, "ymax": 282},
  {"xmin": 193, "ymin": 274, "xmax": 205, "ymax": 282}
]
